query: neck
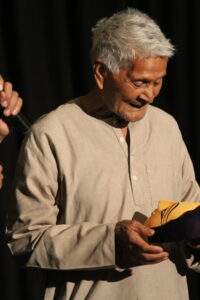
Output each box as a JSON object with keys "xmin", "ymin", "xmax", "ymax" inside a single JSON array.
[
  {"xmin": 79, "ymin": 88, "xmax": 114, "ymax": 119},
  {"xmin": 79, "ymin": 88, "xmax": 129, "ymax": 137}
]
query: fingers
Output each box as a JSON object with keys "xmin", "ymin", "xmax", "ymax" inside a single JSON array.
[
  {"xmin": 128, "ymin": 220, "xmax": 167, "ymax": 253},
  {"xmin": 116, "ymin": 219, "xmax": 160, "ymax": 249},
  {"xmin": 128, "ymin": 229, "xmax": 168, "ymax": 262},
  {"xmin": 135, "ymin": 224, "xmax": 169, "ymax": 263},
  {"xmin": 133, "ymin": 234, "xmax": 164, "ymax": 253},
  {"xmin": 135, "ymin": 240, "xmax": 168, "ymax": 263},
  {"xmin": 0, "ymin": 77, "xmax": 23, "ymax": 117},
  {"xmin": 115, "ymin": 219, "xmax": 169, "ymax": 267},
  {"xmin": 132, "ymin": 252, "xmax": 168, "ymax": 265},
  {"xmin": 0, "ymin": 76, "xmax": 23, "ymax": 138},
  {"xmin": 0, "ymin": 75, "xmax": 4, "ymax": 91},
  {"xmin": 133, "ymin": 220, "xmax": 155, "ymax": 237},
  {"xmin": 126, "ymin": 241, "xmax": 168, "ymax": 265}
]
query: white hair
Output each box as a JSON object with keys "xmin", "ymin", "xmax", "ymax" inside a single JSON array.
[{"xmin": 90, "ymin": 8, "xmax": 175, "ymax": 73}]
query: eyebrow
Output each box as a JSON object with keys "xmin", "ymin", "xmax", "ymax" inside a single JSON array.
[{"xmin": 132, "ymin": 74, "xmax": 167, "ymax": 82}]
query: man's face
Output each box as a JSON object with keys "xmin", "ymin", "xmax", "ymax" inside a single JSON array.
[{"xmin": 101, "ymin": 57, "xmax": 168, "ymax": 122}]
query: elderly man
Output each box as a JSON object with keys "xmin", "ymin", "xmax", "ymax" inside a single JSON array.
[
  {"xmin": 7, "ymin": 8, "xmax": 200, "ymax": 300},
  {"xmin": 0, "ymin": 76, "xmax": 23, "ymax": 188}
]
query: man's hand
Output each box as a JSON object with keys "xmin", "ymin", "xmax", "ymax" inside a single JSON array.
[
  {"xmin": 0, "ymin": 75, "xmax": 23, "ymax": 141},
  {"xmin": 115, "ymin": 219, "xmax": 169, "ymax": 268}
]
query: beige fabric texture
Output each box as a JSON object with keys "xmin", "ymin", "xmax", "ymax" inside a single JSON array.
[{"xmin": 7, "ymin": 99, "xmax": 200, "ymax": 299}]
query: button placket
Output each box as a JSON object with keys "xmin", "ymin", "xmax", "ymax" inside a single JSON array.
[
  {"xmin": 128, "ymin": 123, "xmax": 145, "ymax": 206},
  {"xmin": 112, "ymin": 127, "xmax": 128, "ymax": 158}
]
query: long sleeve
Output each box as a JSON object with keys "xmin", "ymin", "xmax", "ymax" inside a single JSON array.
[
  {"xmin": 6, "ymin": 121, "xmax": 116, "ymax": 270},
  {"xmin": 6, "ymin": 102, "xmax": 200, "ymax": 299}
]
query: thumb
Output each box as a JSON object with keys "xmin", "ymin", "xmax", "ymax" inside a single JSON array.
[
  {"xmin": 0, "ymin": 75, "xmax": 4, "ymax": 91},
  {"xmin": 135, "ymin": 221, "xmax": 155, "ymax": 237}
]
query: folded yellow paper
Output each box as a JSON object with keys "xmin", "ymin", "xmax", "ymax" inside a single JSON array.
[{"xmin": 144, "ymin": 200, "xmax": 200, "ymax": 228}]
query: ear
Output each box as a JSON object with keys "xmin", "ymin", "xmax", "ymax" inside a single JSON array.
[{"xmin": 93, "ymin": 58, "xmax": 108, "ymax": 90}]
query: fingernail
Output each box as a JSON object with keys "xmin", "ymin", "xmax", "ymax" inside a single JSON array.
[
  {"xmin": 12, "ymin": 108, "xmax": 17, "ymax": 115},
  {"xmin": 4, "ymin": 108, "xmax": 10, "ymax": 116},
  {"xmin": 1, "ymin": 101, "xmax": 7, "ymax": 107},
  {"xmin": 150, "ymin": 229, "xmax": 155, "ymax": 235}
]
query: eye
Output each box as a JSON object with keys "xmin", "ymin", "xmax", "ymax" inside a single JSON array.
[
  {"xmin": 131, "ymin": 80, "xmax": 146, "ymax": 88},
  {"xmin": 153, "ymin": 79, "xmax": 163, "ymax": 86}
]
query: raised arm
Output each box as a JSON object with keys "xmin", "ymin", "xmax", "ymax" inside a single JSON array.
[
  {"xmin": 0, "ymin": 75, "xmax": 23, "ymax": 142},
  {"xmin": 0, "ymin": 76, "xmax": 23, "ymax": 189}
]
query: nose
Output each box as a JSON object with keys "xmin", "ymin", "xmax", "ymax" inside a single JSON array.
[{"xmin": 140, "ymin": 83, "xmax": 155, "ymax": 103}]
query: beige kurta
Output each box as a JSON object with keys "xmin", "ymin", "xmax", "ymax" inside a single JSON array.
[{"xmin": 7, "ymin": 99, "xmax": 200, "ymax": 299}]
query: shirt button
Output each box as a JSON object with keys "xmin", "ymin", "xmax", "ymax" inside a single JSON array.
[
  {"xmin": 132, "ymin": 175, "xmax": 137, "ymax": 181},
  {"xmin": 119, "ymin": 136, "xmax": 125, "ymax": 143}
]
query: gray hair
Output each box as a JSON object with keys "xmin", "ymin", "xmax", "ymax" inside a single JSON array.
[{"xmin": 90, "ymin": 8, "xmax": 175, "ymax": 73}]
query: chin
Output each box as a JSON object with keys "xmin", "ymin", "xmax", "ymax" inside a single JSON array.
[
  {"xmin": 120, "ymin": 110, "xmax": 147, "ymax": 122},
  {"xmin": 117, "ymin": 104, "xmax": 148, "ymax": 122},
  {"xmin": 130, "ymin": 113, "xmax": 146, "ymax": 122}
]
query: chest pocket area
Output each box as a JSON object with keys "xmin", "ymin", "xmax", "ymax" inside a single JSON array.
[{"xmin": 146, "ymin": 160, "xmax": 182, "ymax": 207}]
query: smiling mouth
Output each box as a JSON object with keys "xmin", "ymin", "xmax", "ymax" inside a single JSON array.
[
  {"xmin": 127, "ymin": 98, "xmax": 148, "ymax": 109},
  {"xmin": 129, "ymin": 102, "xmax": 142, "ymax": 109}
]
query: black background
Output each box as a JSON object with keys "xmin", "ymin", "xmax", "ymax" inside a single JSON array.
[{"xmin": 0, "ymin": 0, "xmax": 199, "ymax": 299}]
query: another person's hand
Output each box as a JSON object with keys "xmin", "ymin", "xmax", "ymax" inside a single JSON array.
[
  {"xmin": 0, "ymin": 75, "xmax": 23, "ymax": 142},
  {"xmin": 115, "ymin": 219, "xmax": 169, "ymax": 268}
]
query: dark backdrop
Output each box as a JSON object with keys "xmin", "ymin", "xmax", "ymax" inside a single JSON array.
[{"xmin": 0, "ymin": 0, "xmax": 199, "ymax": 299}]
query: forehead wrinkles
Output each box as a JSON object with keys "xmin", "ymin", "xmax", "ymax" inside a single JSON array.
[
  {"xmin": 128, "ymin": 69, "xmax": 166, "ymax": 83},
  {"xmin": 130, "ymin": 71, "xmax": 166, "ymax": 82},
  {"xmin": 131, "ymin": 57, "xmax": 167, "ymax": 78},
  {"xmin": 112, "ymin": 58, "xmax": 167, "ymax": 83}
]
